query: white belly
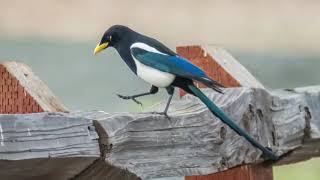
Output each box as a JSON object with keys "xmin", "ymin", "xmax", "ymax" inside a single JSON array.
[{"xmin": 134, "ymin": 59, "xmax": 175, "ymax": 88}]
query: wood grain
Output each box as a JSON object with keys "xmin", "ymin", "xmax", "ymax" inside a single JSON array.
[
  {"xmin": 1, "ymin": 86, "xmax": 319, "ymax": 179},
  {"xmin": 0, "ymin": 112, "xmax": 100, "ymax": 180}
]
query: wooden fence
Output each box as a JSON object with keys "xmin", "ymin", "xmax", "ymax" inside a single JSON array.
[{"xmin": 1, "ymin": 45, "xmax": 319, "ymax": 180}]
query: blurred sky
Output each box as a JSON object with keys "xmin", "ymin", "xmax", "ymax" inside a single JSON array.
[{"xmin": 0, "ymin": 0, "xmax": 320, "ymax": 53}]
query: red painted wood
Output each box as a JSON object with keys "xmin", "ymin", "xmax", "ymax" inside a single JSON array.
[
  {"xmin": 176, "ymin": 45, "xmax": 273, "ymax": 180},
  {"xmin": 176, "ymin": 45, "xmax": 240, "ymax": 96},
  {"xmin": 0, "ymin": 64, "xmax": 43, "ymax": 114}
]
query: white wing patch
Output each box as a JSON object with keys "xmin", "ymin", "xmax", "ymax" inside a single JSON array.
[
  {"xmin": 130, "ymin": 42, "xmax": 175, "ymax": 88},
  {"xmin": 130, "ymin": 42, "xmax": 168, "ymax": 55}
]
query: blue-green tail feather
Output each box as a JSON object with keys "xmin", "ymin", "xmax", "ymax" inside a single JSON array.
[{"xmin": 187, "ymin": 84, "xmax": 279, "ymax": 161}]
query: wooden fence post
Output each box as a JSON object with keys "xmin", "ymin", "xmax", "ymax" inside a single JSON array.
[
  {"xmin": 176, "ymin": 45, "xmax": 273, "ymax": 180},
  {"xmin": 0, "ymin": 62, "xmax": 67, "ymax": 114}
]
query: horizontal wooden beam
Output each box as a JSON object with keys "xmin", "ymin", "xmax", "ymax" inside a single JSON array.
[{"xmin": 1, "ymin": 86, "xmax": 320, "ymax": 179}]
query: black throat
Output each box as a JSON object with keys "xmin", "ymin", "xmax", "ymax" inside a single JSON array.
[{"xmin": 113, "ymin": 32, "xmax": 138, "ymax": 74}]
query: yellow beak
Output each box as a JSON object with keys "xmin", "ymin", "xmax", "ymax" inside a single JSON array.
[{"xmin": 93, "ymin": 42, "xmax": 109, "ymax": 55}]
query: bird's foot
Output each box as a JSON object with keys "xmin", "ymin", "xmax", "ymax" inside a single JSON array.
[
  {"xmin": 151, "ymin": 111, "xmax": 170, "ymax": 119},
  {"xmin": 116, "ymin": 94, "xmax": 143, "ymax": 106}
]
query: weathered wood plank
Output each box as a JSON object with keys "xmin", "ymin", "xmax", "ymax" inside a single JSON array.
[
  {"xmin": 1, "ymin": 86, "xmax": 320, "ymax": 179},
  {"xmin": 0, "ymin": 112, "xmax": 99, "ymax": 159},
  {"xmin": 0, "ymin": 112, "xmax": 100, "ymax": 180},
  {"xmin": 94, "ymin": 86, "xmax": 320, "ymax": 179}
]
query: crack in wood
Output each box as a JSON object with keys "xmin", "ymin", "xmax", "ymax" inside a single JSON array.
[
  {"xmin": 303, "ymin": 106, "xmax": 312, "ymax": 141},
  {"xmin": 92, "ymin": 120, "xmax": 111, "ymax": 158}
]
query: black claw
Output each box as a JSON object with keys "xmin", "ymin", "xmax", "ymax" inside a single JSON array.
[
  {"xmin": 116, "ymin": 94, "xmax": 129, "ymax": 99},
  {"xmin": 116, "ymin": 94, "xmax": 143, "ymax": 106},
  {"xmin": 132, "ymin": 98, "xmax": 143, "ymax": 106}
]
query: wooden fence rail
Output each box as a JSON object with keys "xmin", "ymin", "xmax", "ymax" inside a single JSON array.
[
  {"xmin": 1, "ymin": 45, "xmax": 319, "ymax": 180},
  {"xmin": 1, "ymin": 86, "xmax": 320, "ymax": 179}
]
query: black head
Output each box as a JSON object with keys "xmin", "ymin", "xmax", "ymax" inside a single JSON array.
[{"xmin": 94, "ymin": 25, "xmax": 135, "ymax": 55}]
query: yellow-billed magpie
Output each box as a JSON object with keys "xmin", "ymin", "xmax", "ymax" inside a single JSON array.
[{"xmin": 94, "ymin": 25, "xmax": 278, "ymax": 160}]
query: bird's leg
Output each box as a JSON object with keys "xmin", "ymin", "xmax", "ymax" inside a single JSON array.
[
  {"xmin": 117, "ymin": 86, "xmax": 158, "ymax": 106},
  {"xmin": 163, "ymin": 87, "xmax": 174, "ymax": 116},
  {"xmin": 152, "ymin": 86, "xmax": 174, "ymax": 118}
]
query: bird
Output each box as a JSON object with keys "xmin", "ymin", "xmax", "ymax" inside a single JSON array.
[{"xmin": 93, "ymin": 25, "xmax": 278, "ymax": 160}]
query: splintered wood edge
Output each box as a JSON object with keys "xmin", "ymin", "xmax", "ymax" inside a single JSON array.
[{"xmin": 1, "ymin": 61, "xmax": 68, "ymax": 112}]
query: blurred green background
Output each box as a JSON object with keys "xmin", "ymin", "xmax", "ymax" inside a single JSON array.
[{"xmin": 1, "ymin": 0, "xmax": 320, "ymax": 179}]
